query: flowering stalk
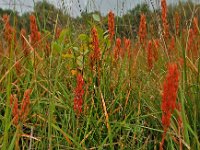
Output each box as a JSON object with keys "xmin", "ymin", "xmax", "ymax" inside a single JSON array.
[
  {"xmin": 175, "ymin": 12, "xmax": 180, "ymax": 35},
  {"xmin": 3, "ymin": 14, "xmax": 16, "ymax": 48},
  {"xmin": 114, "ymin": 38, "xmax": 121, "ymax": 61},
  {"xmin": 138, "ymin": 14, "xmax": 147, "ymax": 45},
  {"xmin": 169, "ymin": 36, "xmax": 175, "ymax": 55},
  {"xmin": 193, "ymin": 17, "xmax": 198, "ymax": 36},
  {"xmin": 160, "ymin": 63, "xmax": 179, "ymax": 149},
  {"xmin": 20, "ymin": 89, "xmax": 32, "ymax": 122},
  {"xmin": 15, "ymin": 60, "xmax": 22, "ymax": 76},
  {"xmin": 90, "ymin": 27, "xmax": 100, "ymax": 69},
  {"xmin": 30, "ymin": 15, "xmax": 41, "ymax": 46},
  {"xmin": 187, "ymin": 29, "xmax": 194, "ymax": 52},
  {"xmin": 10, "ymin": 94, "xmax": 19, "ymax": 126},
  {"xmin": 55, "ymin": 26, "xmax": 62, "ymax": 39},
  {"xmin": 9, "ymin": 89, "xmax": 32, "ymax": 126},
  {"xmin": 74, "ymin": 74, "xmax": 84, "ymax": 115},
  {"xmin": 161, "ymin": 0, "xmax": 169, "ymax": 39},
  {"xmin": 108, "ymin": 11, "xmax": 115, "ymax": 42},
  {"xmin": 153, "ymin": 39, "xmax": 159, "ymax": 61},
  {"xmin": 124, "ymin": 38, "xmax": 131, "ymax": 58}
]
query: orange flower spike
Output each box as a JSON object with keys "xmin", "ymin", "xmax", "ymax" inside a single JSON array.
[
  {"xmin": 10, "ymin": 94, "xmax": 19, "ymax": 125},
  {"xmin": 74, "ymin": 74, "xmax": 84, "ymax": 115},
  {"xmin": 193, "ymin": 17, "xmax": 199, "ymax": 35},
  {"xmin": 30, "ymin": 15, "xmax": 40, "ymax": 45},
  {"xmin": 114, "ymin": 38, "xmax": 121, "ymax": 61},
  {"xmin": 91, "ymin": 27, "xmax": 100, "ymax": 61},
  {"xmin": 161, "ymin": 0, "xmax": 167, "ymax": 24},
  {"xmin": 161, "ymin": 0, "xmax": 169, "ymax": 39},
  {"xmin": 124, "ymin": 38, "xmax": 131, "ymax": 58},
  {"xmin": 3, "ymin": 14, "xmax": 10, "ymax": 31},
  {"xmin": 187, "ymin": 29, "xmax": 194, "ymax": 51},
  {"xmin": 138, "ymin": 14, "xmax": 147, "ymax": 44},
  {"xmin": 20, "ymin": 89, "xmax": 32, "ymax": 121},
  {"xmin": 175, "ymin": 12, "xmax": 180, "ymax": 35},
  {"xmin": 2, "ymin": 14, "xmax": 16, "ymax": 46},
  {"xmin": 15, "ymin": 60, "xmax": 22, "ymax": 76},
  {"xmin": 124, "ymin": 38, "xmax": 131, "ymax": 52},
  {"xmin": 108, "ymin": 11, "xmax": 115, "ymax": 42},
  {"xmin": 169, "ymin": 36, "xmax": 175, "ymax": 54},
  {"xmin": 160, "ymin": 63, "xmax": 179, "ymax": 149},
  {"xmin": 55, "ymin": 26, "xmax": 62, "ymax": 39}
]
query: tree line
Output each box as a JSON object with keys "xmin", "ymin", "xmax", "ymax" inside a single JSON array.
[{"xmin": 0, "ymin": 1, "xmax": 200, "ymax": 38}]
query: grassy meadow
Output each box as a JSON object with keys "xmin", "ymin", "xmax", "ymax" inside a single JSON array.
[{"xmin": 0, "ymin": 0, "xmax": 200, "ymax": 149}]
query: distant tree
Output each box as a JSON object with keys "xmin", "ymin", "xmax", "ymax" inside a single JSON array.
[
  {"xmin": 117, "ymin": 3, "xmax": 152, "ymax": 38},
  {"xmin": 0, "ymin": 8, "xmax": 21, "ymax": 31},
  {"xmin": 33, "ymin": 1, "xmax": 72, "ymax": 31}
]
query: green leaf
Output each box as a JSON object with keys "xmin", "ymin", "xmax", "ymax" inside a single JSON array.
[
  {"xmin": 62, "ymin": 53, "xmax": 74, "ymax": 59},
  {"xmin": 92, "ymin": 14, "xmax": 100, "ymax": 22},
  {"xmin": 77, "ymin": 55, "xmax": 83, "ymax": 69},
  {"xmin": 80, "ymin": 49, "xmax": 90, "ymax": 55},
  {"xmin": 58, "ymin": 29, "xmax": 69, "ymax": 42},
  {"xmin": 52, "ymin": 42, "xmax": 62, "ymax": 52},
  {"xmin": 8, "ymin": 127, "xmax": 18, "ymax": 150},
  {"xmin": 79, "ymin": 34, "xmax": 88, "ymax": 41}
]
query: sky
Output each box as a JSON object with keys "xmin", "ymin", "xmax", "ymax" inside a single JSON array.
[{"xmin": 0, "ymin": 0, "xmax": 196, "ymax": 17}]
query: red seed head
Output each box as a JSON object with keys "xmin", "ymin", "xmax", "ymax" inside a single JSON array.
[
  {"xmin": 3, "ymin": 14, "xmax": 16, "ymax": 46},
  {"xmin": 138, "ymin": 14, "xmax": 147, "ymax": 44},
  {"xmin": 175, "ymin": 12, "xmax": 180, "ymax": 35},
  {"xmin": 74, "ymin": 74, "xmax": 84, "ymax": 115},
  {"xmin": 108, "ymin": 11, "xmax": 115, "ymax": 42},
  {"xmin": 193, "ymin": 17, "xmax": 198, "ymax": 35},
  {"xmin": 161, "ymin": 0, "xmax": 169, "ymax": 39},
  {"xmin": 124, "ymin": 38, "xmax": 131, "ymax": 58},
  {"xmin": 161, "ymin": 0, "xmax": 167, "ymax": 22},
  {"xmin": 15, "ymin": 60, "xmax": 22, "ymax": 75},
  {"xmin": 124, "ymin": 38, "xmax": 130, "ymax": 50},
  {"xmin": 20, "ymin": 89, "xmax": 32, "ymax": 121},
  {"xmin": 114, "ymin": 38, "xmax": 121, "ymax": 61},
  {"xmin": 169, "ymin": 36, "xmax": 175, "ymax": 54},
  {"xmin": 55, "ymin": 26, "xmax": 62, "ymax": 39},
  {"xmin": 10, "ymin": 94, "xmax": 19, "ymax": 125},
  {"xmin": 160, "ymin": 63, "xmax": 179, "ymax": 149},
  {"xmin": 91, "ymin": 27, "xmax": 100, "ymax": 61},
  {"xmin": 30, "ymin": 15, "xmax": 40, "ymax": 45},
  {"xmin": 187, "ymin": 29, "xmax": 194, "ymax": 51},
  {"xmin": 162, "ymin": 63, "xmax": 179, "ymax": 118}
]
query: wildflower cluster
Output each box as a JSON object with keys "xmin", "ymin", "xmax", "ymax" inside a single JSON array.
[
  {"xmin": 30, "ymin": 15, "xmax": 41, "ymax": 45},
  {"xmin": 161, "ymin": 0, "xmax": 169, "ymax": 39},
  {"xmin": 108, "ymin": 11, "xmax": 115, "ymax": 42},
  {"xmin": 74, "ymin": 74, "xmax": 84, "ymax": 115},
  {"xmin": 114, "ymin": 38, "xmax": 121, "ymax": 61},
  {"xmin": 10, "ymin": 89, "xmax": 32, "ymax": 125},
  {"xmin": 2, "ymin": 14, "xmax": 16, "ymax": 47},
  {"xmin": 160, "ymin": 64, "xmax": 179, "ymax": 149},
  {"xmin": 138, "ymin": 14, "xmax": 147, "ymax": 44}
]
